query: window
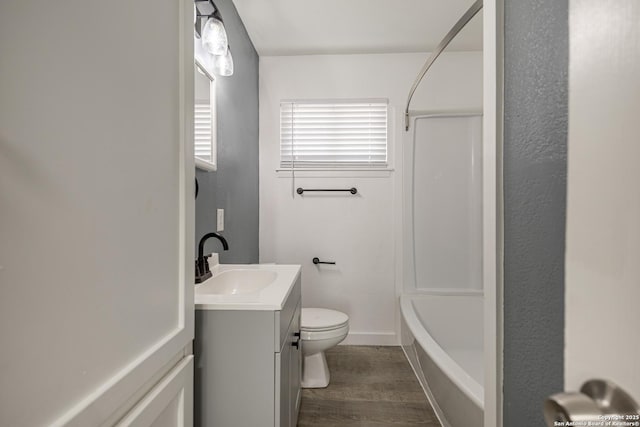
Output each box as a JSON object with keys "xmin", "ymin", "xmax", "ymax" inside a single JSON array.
[
  {"xmin": 280, "ymin": 100, "xmax": 388, "ymax": 169},
  {"xmin": 195, "ymin": 61, "xmax": 217, "ymax": 171}
]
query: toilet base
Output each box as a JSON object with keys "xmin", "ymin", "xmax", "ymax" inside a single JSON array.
[{"xmin": 301, "ymin": 351, "xmax": 330, "ymax": 388}]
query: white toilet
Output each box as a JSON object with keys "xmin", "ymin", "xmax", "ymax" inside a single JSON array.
[{"xmin": 300, "ymin": 308, "xmax": 349, "ymax": 388}]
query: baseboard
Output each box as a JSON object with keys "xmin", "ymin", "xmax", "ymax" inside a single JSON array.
[{"xmin": 340, "ymin": 332, "xmax": 398, "ymax": 346}]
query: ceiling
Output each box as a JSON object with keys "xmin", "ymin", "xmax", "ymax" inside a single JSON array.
[{"xmin": 231, "ymin": 0, "xmax": 483, "ymax": 56}]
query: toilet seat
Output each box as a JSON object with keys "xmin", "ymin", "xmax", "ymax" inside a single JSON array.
[{"xmin": 301, "ymin": 308, "xmax": 349, "ymax": 332}]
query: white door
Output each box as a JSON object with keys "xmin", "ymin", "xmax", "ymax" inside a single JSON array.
[
  {"xmin": 0, "ymin": 0, "xmax": 195, "ymax": 425},
  {"xmin": 565, "ymin": 0, "xmax": 640, "ymax": 399}
]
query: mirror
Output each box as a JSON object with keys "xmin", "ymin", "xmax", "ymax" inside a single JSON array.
[{"xmin": 195, "ymin": 60, "xmax": 217, "ymax": 171}]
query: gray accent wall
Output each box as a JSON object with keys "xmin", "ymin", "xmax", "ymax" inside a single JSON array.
[
  {"xmin": 503, "ymin": 0, "xmax": 568, "ymax": 425},
  {"xmin": 195, "ymin": 0, "xmax": 259, "ymax": 264}
]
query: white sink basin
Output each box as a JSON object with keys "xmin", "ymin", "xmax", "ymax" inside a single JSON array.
[
  {"xmin": 195, "ymin": 264, "xmax": 301, "ymax": 310},
  {"xmin": 197, "ymin": 269, "xmax": 277, "ymax": 295}
]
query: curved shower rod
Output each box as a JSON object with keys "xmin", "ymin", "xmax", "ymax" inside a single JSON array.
[{"xmin": 404, "ymin": 0, "xmax": 483, "ymax": 131}]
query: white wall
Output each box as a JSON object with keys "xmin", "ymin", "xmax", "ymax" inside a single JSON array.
[
  {"xmin": 565, "ymin": 0, "xmax": 640, "ymax": 397},
  {"xmin": 259, "ymin": 52, "xmax": 482, "ymax": 344}
]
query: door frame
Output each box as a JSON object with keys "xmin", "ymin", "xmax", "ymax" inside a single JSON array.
[{"xmin": 483, "ymin": 0, "xmax": 504, "ymax": 426}]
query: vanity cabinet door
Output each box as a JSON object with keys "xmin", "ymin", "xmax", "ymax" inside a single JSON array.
[
  {"xmin": 289, "ymin": 302, "xmax": 302, "ymax": 425},
  {"xmin": 278, "ymin": 300, "xmax": 301, "ymax": 427},
  {"xmin": 278, "ymin": 325, "xmax": 293, "ymax": 427}
]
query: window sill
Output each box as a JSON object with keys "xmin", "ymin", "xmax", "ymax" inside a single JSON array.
[{"xmin": 275, "ymin": 168, "xmax": 393, "ymax": 178}]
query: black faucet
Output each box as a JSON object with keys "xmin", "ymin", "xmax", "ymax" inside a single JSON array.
[{"xmin": 195, "ymin": 232, "xmax": 229, "ymax": 283}]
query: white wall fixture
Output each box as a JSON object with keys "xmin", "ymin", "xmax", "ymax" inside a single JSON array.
[{"xmin": 217, "ymin": 208, "xmax": 225, "ymax": 231}]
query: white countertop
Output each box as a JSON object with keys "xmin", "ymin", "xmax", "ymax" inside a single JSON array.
[{"xmin": 194, "ymin": 263, "xmax": 301, "ymax": 311}]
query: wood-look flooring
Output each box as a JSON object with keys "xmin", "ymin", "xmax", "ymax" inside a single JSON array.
[{"xmin": 297, "ymin": 346, "xmax": 441, "ymax": 427}]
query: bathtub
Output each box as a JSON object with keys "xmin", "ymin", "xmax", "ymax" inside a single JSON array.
[{"xmin": 400, "ymin": 293, "xmax": 484, "ymax": 427}]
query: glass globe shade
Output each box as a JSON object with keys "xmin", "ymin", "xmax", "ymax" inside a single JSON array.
[
  {"xmin": 214, "ymin": 49, "xmax": 234, "ymax": 76},
  {"xmin": 201, "ymin": 17, "xmax": 228, "ymax": 56}
]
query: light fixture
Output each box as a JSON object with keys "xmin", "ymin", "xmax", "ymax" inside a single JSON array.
[
  {"xmin": 213, "ymin": 48, "xmax": 234, "ymax": 77},
  {"xmin": 201, "ymin": 17, "xmax": 228, "ymax": 56},
  {"xmin": 194, "ymin": 0, "xmax": 234, "ymax": 77}
]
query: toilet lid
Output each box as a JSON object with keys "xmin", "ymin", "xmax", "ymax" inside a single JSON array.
[{"xmin": 301, "ymin": 308, "xmax": 349, "ymax": 331}]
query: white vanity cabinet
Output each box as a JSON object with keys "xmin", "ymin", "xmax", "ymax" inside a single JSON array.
[{"xmin": 194, "ymin": 272, "xmax": 301, "ymax": 427}]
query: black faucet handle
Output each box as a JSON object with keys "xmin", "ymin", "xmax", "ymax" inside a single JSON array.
[
  {"xmin": 203, "ymin": 254, "xmax": 213, "ymax": 273},
  {"xmin": 194, "ymin": 258, "xmax": 213, "ymax": 284}
]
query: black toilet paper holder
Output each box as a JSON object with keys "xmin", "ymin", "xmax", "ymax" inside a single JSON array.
[{"xmin": 312, "ymin": 257, "xmax": 335, "ymax": 265}]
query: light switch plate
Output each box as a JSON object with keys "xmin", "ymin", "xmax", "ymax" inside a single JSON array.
[{"xmin": 216, "ymin": 209, "xmax": 224, "ymax": 231}]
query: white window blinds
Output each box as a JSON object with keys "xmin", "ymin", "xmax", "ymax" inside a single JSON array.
[
  {"xmin": 195, "ymin": 103, "xmax": 213, "ymax": 162},
  {"xmin": 280, "ymin": 101, "xmax": 388, "ymax": 168}
]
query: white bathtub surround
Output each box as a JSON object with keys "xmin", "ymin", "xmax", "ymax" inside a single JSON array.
[
  {"xmin": 404, "ymin": 114, "xmax": 483, "ymax": 293},
  {"xmin": 259, "ymin": 52, "xmax": 482, "ymax": 346},
  {"xmin": 401, "ymin": 293, "xmax": 484, "ymax": 427},
  {"xmin": 399, "ymin": 110, "xmax": 485, "ymax": 427}
]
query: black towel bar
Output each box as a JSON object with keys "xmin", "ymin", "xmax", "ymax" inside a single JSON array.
[{"xmin": 296, "ymin": 187, "xmax": 357, "ymax": 195}]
